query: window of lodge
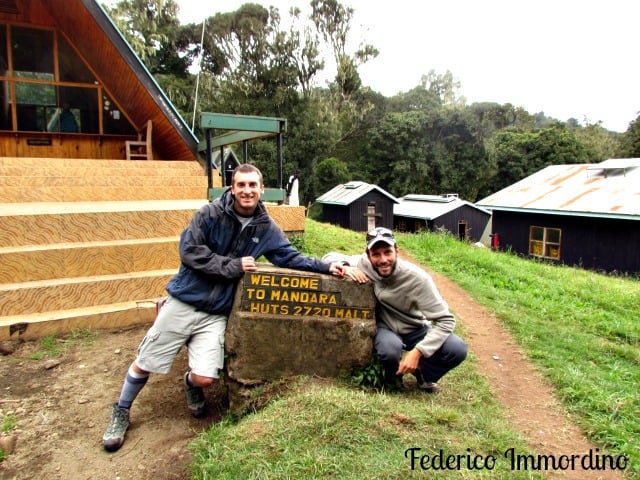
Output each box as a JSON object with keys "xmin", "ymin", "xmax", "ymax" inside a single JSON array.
[
  {"xmin": 0, "ymin": 23, "xmax": 135, "ymax": 135},
  {"xmin": 529, "ymin": 226, "xmax": 562, "ymax": 260}
]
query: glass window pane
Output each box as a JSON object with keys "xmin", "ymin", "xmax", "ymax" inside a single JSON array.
[
  {"xmin": 102, "ymin": 91, "xmax": 136, "ymax": 135},
  {"xmin": 15, "ymin": 82, "xmax": 55, "ymax": 131},
  {"xmin": 46, "ymin": 104, "xmax": 80, "ymax": 133},
  {"xmin": 530, "ymin": 226, "xmax": 543, "ymax": 241},
  {"xmin": 0, "ymin": 80, "xmax": 12, "ymax": 130},
  {"xmin": 56, "ymin": 85, "xmax": 99, "ymax": 133},
  {"xmin": 547, "ymin": 229, "xmax": 561, "ymax": 243},
  {"xmin": 0, "ymin": 24, "xmax": 7, "ymax": 73},
  {"xmin": 15, "ymin": 81, "xmax": 55, "ymax": 105},
  {"xmin": 0, "ymin": 25, "xmax": 11, "ymax": 130},
  {"xmin": 546, "ymin": 245, "xmax": 560, "ymax": 259},
  {"xmin": 12, "ymin": 27, "xmax": 54, "ymax": 79},
  {"xmin": 58, "ymin": 33, "xmax": 95, "ymax": 83},
  {"xmin": 530, "ymin": 241, "xmax": 543, "ymax": 256}
]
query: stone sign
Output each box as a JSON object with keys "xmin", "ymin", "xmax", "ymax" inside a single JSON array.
[{"xmin": 225, "ymin": 265, "xmax": 377, "ymax": 413}]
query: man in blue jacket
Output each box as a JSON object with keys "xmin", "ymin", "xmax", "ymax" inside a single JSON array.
[{"xmin": 103, "ymin": 164, "xmax": 345, "ymax": 452}]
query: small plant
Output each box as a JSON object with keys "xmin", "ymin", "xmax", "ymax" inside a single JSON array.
[
  {"xmin": 70, "ymin": 328, "xmax": 96, "ymax": 347},
  {"xmin": 28, "ymin": 334, "xmax": 62, "ymax": 360},
  {"xmin": 1, "ymin": 413, "xmax": 17, "ymax": 461},
  {"xmin": 41, "ymin": 335, "xmax": 62, "ymax": 355},
  {"xmin": 2, "ymin": 414, "xmax": 16, "ymax": 432},
  {"xmin": 350, "ymin": 353, "xmax": 385, "ymax": 390},
  {"xmin": 27, "ymin": 330, "xmax": 96, "ymax": 360},
  {"xmin": 28, "ymin": 351, "xmax": 45, "ymax": 360}
]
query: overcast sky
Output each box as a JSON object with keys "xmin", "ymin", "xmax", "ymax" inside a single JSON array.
[{"xmin": 174, "ymin": 0, "xmax": 639, "ymax": 133}]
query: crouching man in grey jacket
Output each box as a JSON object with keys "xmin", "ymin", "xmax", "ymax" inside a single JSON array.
[{"xmin": 323, "ymin": 227, "xmax": 467, "ymax": 393}]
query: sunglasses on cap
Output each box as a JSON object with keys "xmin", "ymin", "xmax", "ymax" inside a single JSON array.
[{"xmin": 366, "ymin": 227, "xmax": 395, "ymax": 242}]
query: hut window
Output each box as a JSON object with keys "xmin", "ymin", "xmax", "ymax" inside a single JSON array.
[
  {"xmin": 11, "ymin": 27, "xmax": 54, "ymax": 78},
  {"xmin": 0, "ymin": 24, "xmax": 134, "ymax": 135},
  {"xmin": 529, "ymin": 226, "xmax": 561, "ymax": 260}
]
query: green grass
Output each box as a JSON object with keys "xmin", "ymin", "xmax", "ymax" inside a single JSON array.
[
  {"xmin": 0, "ymin": 414, "xmax": 17, "ymax": 463},
  {"xmin": 191, "ymin": 372, "xmax": 544, "ymax": 480},
  {"xmin": 1, "ymin": 414, "xmax": 16, "ymax": 433},
  {"xmin": 27, "ymin": 328, "xmax": 97, "ymax": 360},
  {"xmin": 400, "ymin": 229, "xmax": 639, "ymax": 476},
  {"xmin": 190, "ymin": 220, "xmax": 639, "ymax": 479}
]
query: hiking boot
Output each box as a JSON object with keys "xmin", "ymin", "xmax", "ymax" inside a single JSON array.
[
  {"xmin": 416, "ymin": 381, "xmax": 440, "ymax": 393},
  {"xmin": 103, "ymin": 403, "xmax": 130, "ymax": 452},
  {"xmin": 184, "ymin": 371, "xmax": 205, "ymax": 417},
  {"xmin": 413, "ymin": 370, "xmax": 440, "ymax": 393}
]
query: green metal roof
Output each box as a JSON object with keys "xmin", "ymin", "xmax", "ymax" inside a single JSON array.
[
  {"xmin": 198, "ymin": 113, "xmax": 288, "ymax": 201},
  {"xmin": 198, "ymin": 113, "xmax": 287, "ymax": 151}
]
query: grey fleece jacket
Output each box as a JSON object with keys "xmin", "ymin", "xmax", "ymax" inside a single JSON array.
[{"xmin": 323, "ymin": 252, "xmax": 456, "ymax": 358}]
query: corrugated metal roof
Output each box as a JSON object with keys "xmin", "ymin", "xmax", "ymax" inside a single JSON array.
[
  {"xmin": 476, "ymin": 158, "xmax": 640, "ymax": 220},
  {"xmin": 395, "ymin": 194, "xmax": 490, "ymax": 219},
  {"xmin": 316, "ymin": 181, "xmax": 399, "ymax": 205}
]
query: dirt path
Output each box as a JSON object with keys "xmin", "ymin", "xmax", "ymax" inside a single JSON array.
[
  {"xmin": 0, "ymin": 257, "xmax": 623, "ymax": 480},
  {"xmin": 420, "ymin": 265, "xmax": 622, "ymax": 480}
]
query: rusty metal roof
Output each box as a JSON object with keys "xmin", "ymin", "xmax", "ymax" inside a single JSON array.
[
  {"xmin": 476, "ymin": 158, "xmax": 640, "ymax": 220},
  {"xmin": 316, "ymin": 181, "xmax": 399, "ymax": 205}
]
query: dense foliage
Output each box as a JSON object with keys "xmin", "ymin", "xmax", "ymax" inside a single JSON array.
[{"xmin": 104, "ymin": 0, "xmax": 639, "ymax": 204}]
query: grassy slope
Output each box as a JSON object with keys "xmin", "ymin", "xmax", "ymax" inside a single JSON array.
[{"xmin": 190, "ymin": 220, "xmax": 638, "ymax": 479}]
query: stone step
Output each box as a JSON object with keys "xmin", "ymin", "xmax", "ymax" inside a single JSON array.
[
  {"xmin": 0, "ymin": 269, "xmax": 175, "ymax": 316},
  {"xmin": 0, "ymin": 199, "xmax": 207, "ymax": 248},
  {"xmin": 0, "ymin": 237, "xmax": 180, "ymax": 283},
  {"xmin": 0, "ymin": 300, "xmax": 158, "ymax": 341}
]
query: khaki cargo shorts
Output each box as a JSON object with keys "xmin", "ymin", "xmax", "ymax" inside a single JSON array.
[{"xmin": 135, "ymin": 295, "xmax": 227, "ymax": 379}]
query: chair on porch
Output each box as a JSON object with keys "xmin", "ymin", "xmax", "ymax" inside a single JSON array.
[{"xmin": 125, "ymin": 120, "xmax": 153, "ymax": 160}]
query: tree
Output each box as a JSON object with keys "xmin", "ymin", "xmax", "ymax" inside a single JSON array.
[
  {"xmin": 617, "ymin": 113, "xmax": 640, "ymax": 158},
  {"xmin": 313, "ymin": 157, "xmax": 350, "ymax": 196},
  {"xmin": 103, "ymin": 0, "xmax": 615, "ymax": 208},
  {"xmin": 282, "ymin": 95, "xmax": 342, "ymax": 202},
  {"xmin": 365, "ymin": 110, "xmax": 432, "ymax": 194},
  {"xmin": 468, "ymin": 102, "xmax": 535, "ymax": 134},
  {"xmin": 387, "ymin": 83, "xmax": 442, "ymax": 114},
  {"xmin": 104, "ymin": 0, "xmax": 202, "ymax": 121},
  {"xmin": 310, "ymin": 0, "xmax": 378, "ymax": 104},
  {"xmin": 418, "ymin": 70, "xmax": 465, "ymax": 107},
  {"xmin": 482, "ymin": 124, "xmax": 589, "ymax": 198},
  {"xmin": 427, "ymin": 108, "xmax": 494, "ymax": 201},
  {"xmin": 105, "ymin": 0, "xmax": 182, "ymax": 70},
  {"xmin": 309, "ymin": 0, "xmax": 378, "ymax": 150},
  {"xmin": 285, "ymin": 7, "xmax": 325, "ymax": 98},
  {"xmin": 573, "ymin": 123, "xmax": 619, "ymax": 162}
]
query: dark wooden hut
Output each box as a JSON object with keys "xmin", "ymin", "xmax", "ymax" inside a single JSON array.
[
  {"xmin": 394, "ymin": 194, "xmax": 491, "ymax": 242},
  {"xmin": 477, "ymin": 159, "xmax": 640, "ymax": 274},
  {"xmin": 316, "ymin": 181, "xmax": 399, "ymax": 232}
]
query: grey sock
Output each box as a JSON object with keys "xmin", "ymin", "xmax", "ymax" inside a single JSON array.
[{"xmin": 117, "ymin": 363, "xmax": 149, "ymax": 409}]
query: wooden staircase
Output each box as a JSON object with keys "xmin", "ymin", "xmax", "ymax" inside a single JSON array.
[{"xmin": 0, "ymin": 157, "xmax": 208, "ymax": 341}]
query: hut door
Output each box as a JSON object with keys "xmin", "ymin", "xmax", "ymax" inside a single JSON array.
[
  {"xmin": 366, "ymin": 202, "xmax": 377, "ymax": 231},
  {"xmin": 458, "ymin": 220, "xmax": 468, "ymax": 240}
]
